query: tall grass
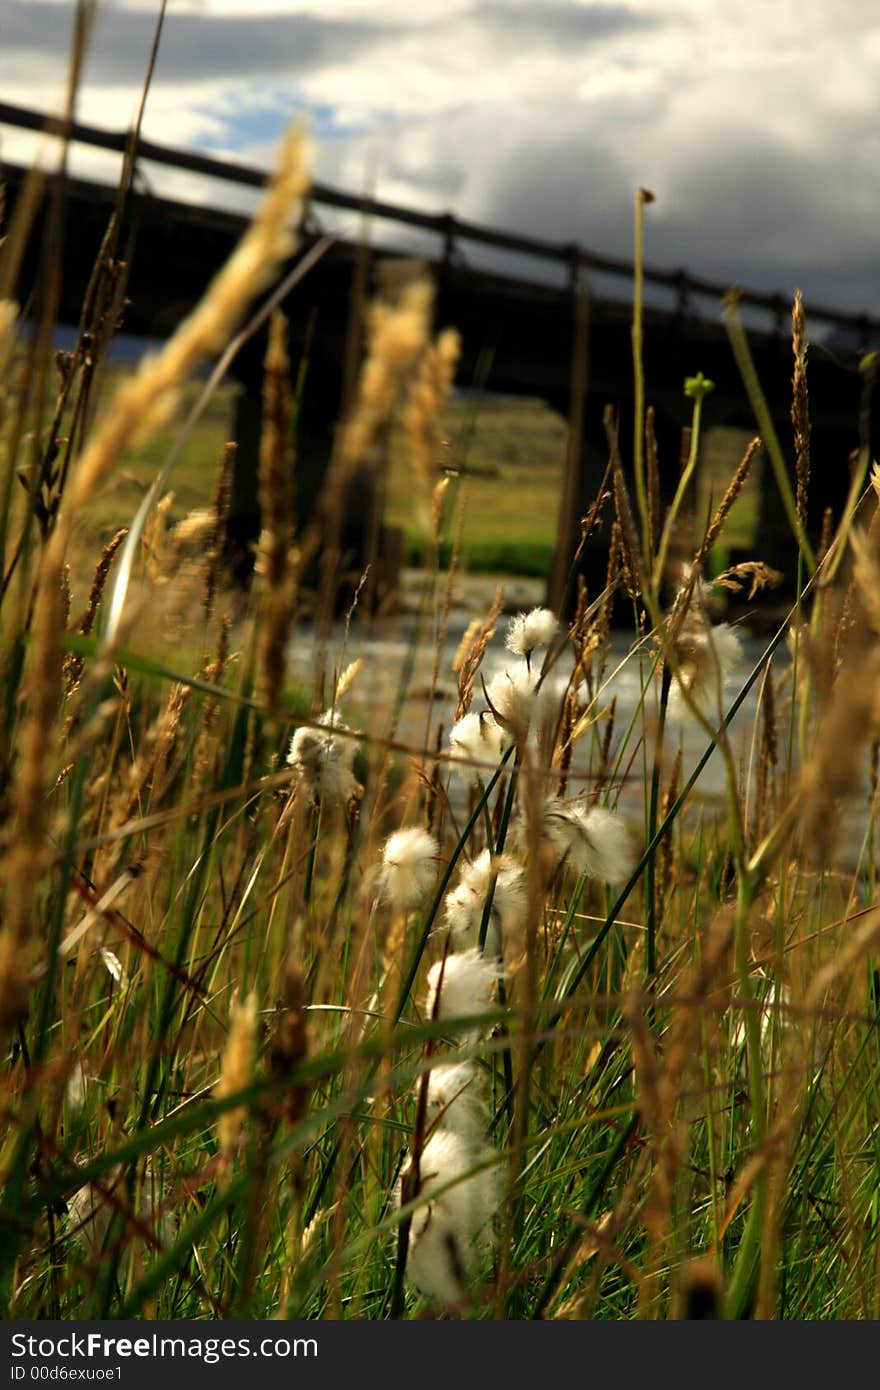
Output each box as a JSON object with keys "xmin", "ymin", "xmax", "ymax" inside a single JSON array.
[{"xmin": 2, "ymin": 117, "xmax": 880, "ymax": 1324}]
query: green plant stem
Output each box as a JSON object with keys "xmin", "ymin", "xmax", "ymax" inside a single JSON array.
[
  {"xmin": 477, "ymin": 755, "xmax": 518, "ymax": 951},
  {"xmin": 631, "ymin": 189, "xmax": 653, "ymax": 572},
  {"xmin": 645, "ymin": 663, "xmax": 670, "ymax": 979},
  {"xmin": 652, "ymin": 387, "xmax": 707, "ymax": 589}
]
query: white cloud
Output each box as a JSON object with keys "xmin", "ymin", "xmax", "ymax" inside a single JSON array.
[{"xmin": 1, "ymin": 0, "xmax": 878, "ymax": 315}]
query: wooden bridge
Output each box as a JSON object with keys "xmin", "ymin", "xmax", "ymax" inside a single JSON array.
[{"xmin": 3, "ymin": 101, "xmax": 878, "ymax": 601}]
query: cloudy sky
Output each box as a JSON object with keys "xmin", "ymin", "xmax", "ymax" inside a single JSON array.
[{"xmin": 2, "ymin": 0, "xmax": 879, "ymax": 319}]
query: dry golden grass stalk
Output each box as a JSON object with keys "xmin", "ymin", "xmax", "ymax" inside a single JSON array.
[
  {"xmin": 594, "ymin": 522, "xmax": 622, "ymax": 653},
  {"xmin": 267, "ymin": 957, "xmax": 309, "ymax": 1127},
  {"xmin": 848, "ymin": 527, "xmax": 880, "ymax": 636},
  {"xmin": 258, "ymin": 311, "xmax": 295, "ymax": 588},
  {"xmin": 554, "ymin": 686, "xmax": 576, "ymax": 797},
  {"xmin": 301, "ymin": 271, "xmax": 434, "ymax": 617},
  {"xmin": 203, "ymin": 441, "xmax": 235, "ymax": 618},
  {"xmin": 566, "ymin": 578, "xmax": 597, "ymax": 700},
  {"xmin": 800, "ymin": 603, "xmax": 880, "ymax": 860},
  {"xmin": 589, "ymin": 695, "xmax": 617, "ymax": 805},
  {"xmin": 627, "ymin": 908, "xmax": 733, "ymax": 1314},
  {"xmin": 451, "ymin": 618, "xmax": 483, "ymax": 676},
  {"xmin": 59, "ymin": 563, "xmax": 71, "ymax": 629},
  {"xmin": 11, "ymin": 125, "xmax": 309, "ymax": 914},
  {"xmin": 191, "ymin": 615, "xmax": 233, "ymax": 798},
  {"xmin": 692, "ymin": 437, "xmax": 761, "ymax": 570},
  {"xmin": 62, "ymin": 526, "xmax": 128, "ymax": 694},
  {"xmin": 604, "ymin": 407, "xmax": 643, "ymax": 599},
  {"xmin": 0, "ymin": 299, "xmax": 19, "ymax": 446},
  {"xmin": 141, "ymin": 491, "xmax": 174, "ymax": 585},
  {"xmin": 257, "ymin": 311, "xmax": 296, "ymax": 708},
  {"xmin": 170, "ymin": 507, "xmax": 215, "ymax": 552},
  {"xmin": 76, "ymin": 527, "xmax": 129, "ymax": 638},
  {"xmin": 402, "ymin": 326, "xmax": 460, "ymax": 490},
  {"xmin": 431, "ymin": 475, "xmax": 449, "ymax": 538},
  {"xmin": 624, "ymin": 992, "xmax": 680, "ymax": 1314},
  {"xmin": 54, "ymin": 124, "xmax": 309, "ymax": 555},
  {"xmin": 111, "ymin": 680, "xmax": 188, "ymax": 830},
  {"xmin": 574, "ymin": 468, "xmax": 613, "ymax": 567},
  {"xmin": 656, "ymin": 743, "xmax": 681, "ymax": 916},
  {"xmin": 0, "ymin": 574, "xmax": 63, "ymax": 1029},
  {"xmin": 678, "ymin": 424, "xmax": 692, "ymax": 478},
  {"xmin": 341, "ymin": 276, "xmax": 434, "ymax": 469},
  {"xmin": 792, "ymin": 291, "xmax": 811, "ymax": 528},
  {"xmin": 753, "ymin": 668, "xmax": 778, "ymax": 842},
  {"xmin": 216, "ymin": 990, "xmax": 258, "ymax": 1179},
  {"xmin": 0, "ymin": 298, "xmax": 18, "ymax": 367},
  {"xmin": 335, "ymin": 658, "xmax": 363, "ymax": 703},
  {"xmin": 454, "ymin": 584, "xmax": 504, "ymax": 720},
  {"xmin": 817, "ymin": 505, "xmax": 834, "ymax": 564},
  {"xmin": 614, "ymin": 486, "xmax": 642, "ymax": 600},
  {"xmin": 712, "ymin": 560, "xmax": 784, "ymax": 601},
  {"xmin": 421, "ymin": 723, "xmax": 442, "ymax": 837},
  {"xmin": 721, "ymin": 905, "xmax": 880, "ymax": 1263}
]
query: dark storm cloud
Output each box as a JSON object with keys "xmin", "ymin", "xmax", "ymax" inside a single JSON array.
[
  {"xmin": 1, "ymin": 3, "xmax": 400, "ymax": 84},
  {"xmin": 2, "ymin": 1, "xmax": 663, "ymax": 87},
  {"xmin": 318, "ymin": 91, "xmax": 879, "ymax": 317},
  {"xmin": 474, "ymin": 2, "xmax": 662, "ymax": 47}
]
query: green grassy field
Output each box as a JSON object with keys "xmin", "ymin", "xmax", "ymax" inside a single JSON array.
[
  {"xmin": 387, "ymin": 394, "xmax": 566, "ymax": 575},
  {"xmin": 72, "ymin": 359, "xmax": 760, "ymax": 594},
  {"xmin": 75, "ymin": 376, "xmax": 568, "ymax": 584}
]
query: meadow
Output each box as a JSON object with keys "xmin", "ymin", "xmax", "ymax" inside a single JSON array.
[{"xmin": 2, "ymin": 120, "xmax": 880, "ymax": 1325}]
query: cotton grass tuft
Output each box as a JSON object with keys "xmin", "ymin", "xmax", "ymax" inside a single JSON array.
[
  {"xmin": 424, "ymin": 948, "xmax": 498, "ymax": 1033},
  {"xmin": 443, "ymin": 849, "xmax": 525, "ymax": 955},
  {"xmin": 379, "ymin": 827, "xmax": 440, "ymax": 909},
  {"xmin": 541, "ymin": 799, "xmax": 635, "ymax": 885},
  {"xmin": 404, "ymin": 1129, "xmax": 498, "ymax": 1306},
  {"xmin": 287, "ymin": 710, "xmax": 360, "ymax": 808},
  {"xmin": 505, "ymin": 606, "xmax": 559, "ymax": 665}
]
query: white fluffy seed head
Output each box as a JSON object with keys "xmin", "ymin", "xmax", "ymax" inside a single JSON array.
[
  {"xmin": 505, "ymin": 606, "xmax": 559, "ymax": 659},
  {"xmin": 442, "ymin": 850, "xmax": 525, "ymax": 955},
  {"xmin": 287, "ymin": 709, "xmax": 359, "ymax": 806},
  {"xmin": 379, "ymin": 827, "xmax": 440, "ymax": 909},
  {"xmin": 424, "ymin": 948, "xmax": 498, "ymax": 1032},
  {"xmin": 449, "ymin": 710, "xmax": 509, "ymax": 774},
  {"xmin": 404, "ymin": 1129, "xmax": 498, "ymax": 1305},
  {"xmin": 542, "ymin": 799, "xmax": 635, "ymax": 885},
  {"xmin": 66, "ymin": 1168, "xmax": 177, "ymax": 1256},
  {"xmin": 422, "ymin": 1059, "xmax": 485, "ymax": 1141},
  {"xmin": 667, "ymin": 622, "xmax": 742, "ymax": 723},
  {"xmin": 65, "ymin": 1060, "xmax": 88, "ymax": 1113},
  {"xmin": 484, "ymin": 666, "xmax": 555, "ymax": 736}
]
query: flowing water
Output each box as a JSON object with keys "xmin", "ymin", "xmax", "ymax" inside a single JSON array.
[{"xmin": 287, "ymin": 570, "xmax": 873, "ymax": 871}]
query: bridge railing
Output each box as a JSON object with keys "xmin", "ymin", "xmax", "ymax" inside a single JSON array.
[{"xmin": 2, "ymin": 100, "xmax": 879, "ymax": 346}]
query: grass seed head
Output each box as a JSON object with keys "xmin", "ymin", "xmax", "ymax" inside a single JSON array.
[
  {"xmin": 404, "ymin": 1128, "xmax": 498, "ymax": 1305},
  {"xmin": 504, "ymin": 606, "xmax": 559, "ymax": 662},
  {"xmin": 424, "ymin": 948, "xmax": 498, "ymax": 1032},
  {"xmin": 442, "ymin": 850, "xmax": 526, "ymax": 955},
  {"xmin": 379, "ymin": 826, "xmax": 440, "ymax": 909}
]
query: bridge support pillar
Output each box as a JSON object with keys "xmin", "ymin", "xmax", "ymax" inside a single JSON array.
[{"xmin": 228, "ymin": 350, "xmax": 403, "ymax": 612}]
